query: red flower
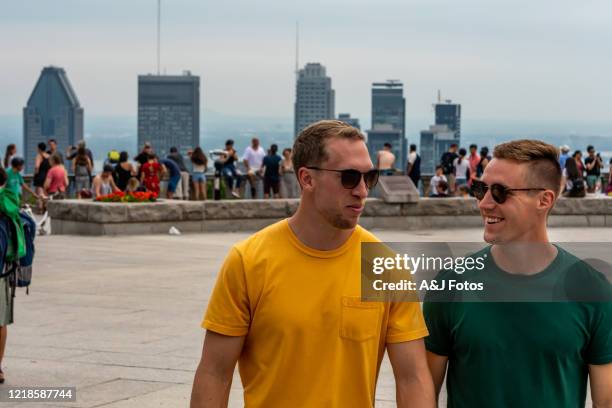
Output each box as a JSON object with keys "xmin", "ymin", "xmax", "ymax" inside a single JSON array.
[{"xmin": 95, "ymin": 191, "xmax": 156, "ymax": 203}]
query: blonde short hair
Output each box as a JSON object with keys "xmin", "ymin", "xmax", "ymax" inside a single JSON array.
[
  {"xmin": 292, "ymin": 120, "xmax": 364, "ymax": 174},
  {"xmin": 493, "ymin": 139, "xmax": 561, "ymax": 197}
]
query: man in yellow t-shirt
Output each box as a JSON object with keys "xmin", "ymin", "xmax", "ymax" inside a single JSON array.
[{"xmin": 190, "ymin": 120, "xmax": 434, "ymax": 407}]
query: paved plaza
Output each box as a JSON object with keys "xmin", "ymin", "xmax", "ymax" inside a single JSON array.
[{"xmin": 1, "ymin": 227, "xmax": 610, "ymax": 407}]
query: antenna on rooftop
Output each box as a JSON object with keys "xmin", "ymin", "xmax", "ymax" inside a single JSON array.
[
  {"xmin": 432, "ymin": 90, "xmax": 441, "ymax": 112},
  {"xmin": 157, "ymin": 0, "xmax": 161, "ymax": 75}
]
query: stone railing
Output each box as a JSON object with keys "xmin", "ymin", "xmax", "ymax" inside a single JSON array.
[{"xmin": 47, "ymin": 196, "xmax": 612, "ymax": 235}]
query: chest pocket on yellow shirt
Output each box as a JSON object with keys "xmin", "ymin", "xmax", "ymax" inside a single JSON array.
[{"xmin": 340, "ymin": 296, "xmax": 382, "ymax": 342}]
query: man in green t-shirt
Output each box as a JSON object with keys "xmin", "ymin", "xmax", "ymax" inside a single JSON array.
[
  {"xmin": 424, "ymin": 140, "xmax": 612, "ymax": 407},
  {"xmin": 5, "ymin": 158, "xmax": 38, "ymax": 201}
]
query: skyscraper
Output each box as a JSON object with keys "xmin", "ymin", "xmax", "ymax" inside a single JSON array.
[
  {"xmin": 419, "ymin": 125, "xmax": 456, "ymax": 174},
  {"xmin": 338, "ymin": 113, "xmax": 360, "ymax": 130},
  {"xmin": 435, "ymin": 99, "xmax": 461, "ymax": 140},
  {"xmin": 138, "ymin": 72, "xmax": 200, "ymax": 158},
  {"xmin": 23, "ymin": 66, "xmax": 83, "ymax": 174},
  {"xmin": 367, "ymin": 80, "xmax": 407, "ymax": 170},
  {"xmin": 294, "ymin": 63, "xmax": 335, "ymax": 138},
  {"xmin": 371, "ymin": 80, "xmax": 405, "ymax": 132},
  {"xmin": 419, "ymin": 95, "xmax": 462, "ymax": 174}
]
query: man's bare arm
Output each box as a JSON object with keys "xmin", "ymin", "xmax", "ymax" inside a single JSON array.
[
  {"xmin": 590, "ymin": 363, "xmax": 612, "ymax": 408},
  {"xmin": 387, "ymin": 339, "xmax": 436, "ymax": 408},
  {"xmin": 190, "ymin": 330, "xmax": 245, "ymax": 408},
  {"xmin": 426, "ymin": 351, "xmax": 448, "ymax": 403}
]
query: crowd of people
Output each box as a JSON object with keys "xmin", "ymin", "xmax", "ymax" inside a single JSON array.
[
  {"xmin": 375, "ymin": 142, "xmax": 494, "ymax": 197},
  {"xmin": 0, "ymin": 137, "xmax": 303, "ymax": 210},
  {"xmin": 559, "ymin": 144, "xmax": 612, "ymax": 197},
  {"xmin": 2, "ymin": 140, "xmax": 70, "ymax": 210},
  {"xmin": 395, "ymin": 142, "xmax": 612, "ymax": 198},
  {"xmin": 1, "ymin": 137, "xmax": 610, "ymax": 209},
  {"xmin": 229, "ymin": 137, "xmax": 299, "ymax": 199},
  {"xmin": 424, "ymin": 143, "xmax": 498, "ymax": 197}
]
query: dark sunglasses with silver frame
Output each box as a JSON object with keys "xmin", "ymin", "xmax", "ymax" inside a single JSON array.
[
  {"xmin": 305, "ymin": 167, "xmax": 380, "ymax": 190},
  {"xmin": 471, "ymin": 179, "xmax": 546, "ymax": 204}
]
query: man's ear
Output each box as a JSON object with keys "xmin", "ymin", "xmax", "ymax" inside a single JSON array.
[
  {"xmin": 297, "ymin": 167, "xmax": 313, "ymax": 191},
  {"xmin": 539, "ymin": 190, "xmax": 557, "ymax": 212}
]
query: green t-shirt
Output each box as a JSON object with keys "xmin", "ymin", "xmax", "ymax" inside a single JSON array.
[
  {"xmin": 424, "ymin": 246, "xmax": 612, "ymax": 408},
  {"xmin": 6, "ymin": 168, "xmax": 24, "ymax": 196}
]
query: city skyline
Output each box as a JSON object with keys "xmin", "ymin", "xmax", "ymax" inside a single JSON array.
[{"xmin": 2, "ymin": 0, "xmax": 611, "ymax": 129}]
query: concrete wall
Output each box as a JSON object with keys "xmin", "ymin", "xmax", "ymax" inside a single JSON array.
[{"xmin": 48, "ymin": 197, "xmax": 612, "ymax": 236}]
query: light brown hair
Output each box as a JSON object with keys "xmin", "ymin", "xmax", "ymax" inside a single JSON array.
[
  {"xmin": 126, "ymin": 177, "xmax": 140, "ymax": 192},
  {"xmin": 50, "ymin": 153, "xmax": 63, "ymax": 166},
  {"xmin": 493, "ymin": 139, "xmax": 561, "ymax": 197},
  {"xmin": 292, "ymin": 120, "xmax": 365, "ymax": 174}
]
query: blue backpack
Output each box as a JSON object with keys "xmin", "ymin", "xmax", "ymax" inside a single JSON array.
[
  {"xmin": 0, "ymin": 212, "xmax": 36, "ymax": 294},
  {"xmin": 17, "ymin": 213, "xmax": 36, "ymax": 292}
]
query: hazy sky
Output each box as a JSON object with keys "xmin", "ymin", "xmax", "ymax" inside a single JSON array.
[{"xmin": 2, "ymin": 0, "xmax": 612, "ymax": 127}]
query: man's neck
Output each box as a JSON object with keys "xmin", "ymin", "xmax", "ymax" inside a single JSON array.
[
  {"xmin": 491, "ymin": 230, "xmax": 557, "ymax": 275},
  {"xmin": 288, "ymin": 207, "xmax": 354, "ymax": 251}
]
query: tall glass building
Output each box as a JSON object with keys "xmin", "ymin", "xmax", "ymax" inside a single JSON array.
[
  {"xmin": 294, "ymin": 63, "xmax": 335, "ymax": 138},
  {"xmin": 367, "ymin": 80, "xmax": 407, "ymax": 170},
  {"xmin": 420, "ymin": 125, "xmax": 457, "ymax": 174},
  {"xmin": 435, "ymin": 101, "xmax": 461, "ymax": 140},
  {"xmin": 137, "ymin": 72, "xmax": 200, "ymax": 159},
  {"xmin": 23, "ymin": 66, "xmax": 83, "ymax": 174},
  {"xmin": 419, "ymin": 98, "xmax": 462, "ymax": 174}
]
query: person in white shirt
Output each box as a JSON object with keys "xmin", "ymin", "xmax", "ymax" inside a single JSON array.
[
  {"xmin": 453, "ymin": 148, "xmax": 470, "ymax": 194},
  {"xmin": 243, "ymin": 137, "xmax": 266, "ymax": 199},
  {"xmin": 428, "ymin": 165, "xmax": 448, "ymax": 197}
]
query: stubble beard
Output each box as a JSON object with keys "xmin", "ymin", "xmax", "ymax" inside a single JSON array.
[{"xmin": 324, "ymin": 210, "xmax": 357, "ymax": 230}]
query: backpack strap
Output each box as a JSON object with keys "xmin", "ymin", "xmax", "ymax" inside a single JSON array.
[{"xmin": 0, "ymin": 262, "xmax": 16, "ymax": 279}]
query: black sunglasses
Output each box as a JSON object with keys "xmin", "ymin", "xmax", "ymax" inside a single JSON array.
[
  {"xmin": 306, "ymin": 167, "xmax": 379, "ymax": 189},
  {"xmin": 471, "ymin": 179, "xmax": 546, "ymax": 204}
]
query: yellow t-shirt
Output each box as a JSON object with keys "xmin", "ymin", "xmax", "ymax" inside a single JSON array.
[{"xmin": 202, "ymin": 219, "xmax": 428, "ymax": 407}]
